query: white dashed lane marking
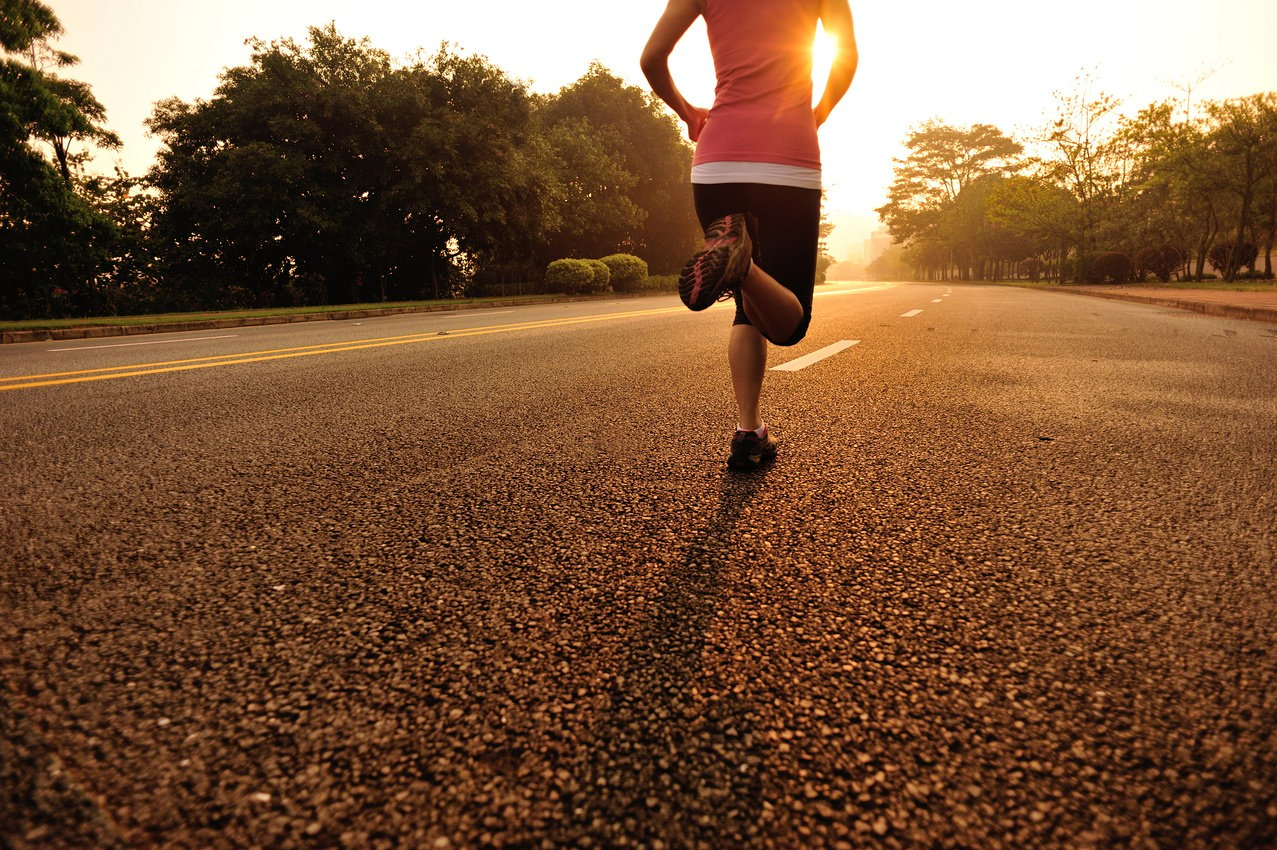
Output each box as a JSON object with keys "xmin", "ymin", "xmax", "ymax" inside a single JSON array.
[
  {"xmin": 901, "ymin": 309, "xmax": 924, "ymax": 318},
  {"xmin": 771, "ymin": 340, "xmax": 861, "ymax": 372}
]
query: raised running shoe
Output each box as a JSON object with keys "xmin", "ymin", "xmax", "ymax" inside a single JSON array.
[
  {"xmin": 727, "ymin": 427, "xmax": 777, "ymax": 471},
  {"xmin": 679, "ymin": 213, "xmax": 754, "ymax": 311}
]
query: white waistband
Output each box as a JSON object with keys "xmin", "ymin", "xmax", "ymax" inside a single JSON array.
[{"xmin": 691, "ymin": 161, "xmax": 822, "ymax": 190}]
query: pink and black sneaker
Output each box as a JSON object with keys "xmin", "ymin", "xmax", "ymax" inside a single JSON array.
[
  {"xmin": 679, "ymin": 213, "xmax": 756, "ymax": 311},
  {"xmin": 727, "ymin": 426, "xmax": 778, "ymax": 471}
]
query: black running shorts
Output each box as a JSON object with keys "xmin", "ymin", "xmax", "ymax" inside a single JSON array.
[{"xmin": 692, "ymin": 182, "xmax": 822, "ymax": 347}]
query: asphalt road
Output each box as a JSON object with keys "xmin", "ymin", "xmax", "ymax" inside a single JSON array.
[{"xmin": 2, "ymin": 283, "xmax": 1275, "ymax": 849}]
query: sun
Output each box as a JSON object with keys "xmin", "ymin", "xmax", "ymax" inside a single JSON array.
[{"xmin": 812, "ymin": 22, "xmax": 837, "ymax": 90}]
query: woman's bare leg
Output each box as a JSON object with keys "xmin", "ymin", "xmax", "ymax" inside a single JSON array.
[
  {"xmin": 728, "ymin": 323, "xmax": 768, "ymax": 431},
  {"xmin": 739, "ymin": 262, "xmax": 803, "ymax": 344}
]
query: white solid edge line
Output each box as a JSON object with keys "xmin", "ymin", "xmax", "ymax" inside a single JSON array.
[
  {"xmin": 901, "ymin": 309, "xmax": 924, "ymax": 318},
  {"xmin": 770, "ymin": 339, "xmax": 861, "ymax": 372},
  {"xmin": 49, "ymin": 335, "xmax": 240, "ymax": 352}
]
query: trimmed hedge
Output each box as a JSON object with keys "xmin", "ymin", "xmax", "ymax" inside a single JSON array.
[
  {"xmin": 586, "ymin": 260, "xmax": 611, "ymax": 293},
  {"xmin": 544, "ymin": 259, "xmax": 681, "ymax": 295},
  {"xmin": 600, "ymin": 253, "xmax": 649, "ymax": 292},
  {"xmin": 643, "ymin": 273, "xmax": 680, "ymax": 293},
  {"xmin": 544, "ymin": 259, "xmax": 595, "ymax": 294}
]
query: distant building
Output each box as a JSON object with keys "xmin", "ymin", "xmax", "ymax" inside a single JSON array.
[{"xmin": 864, "ymin": 229, "xmax": 892, "ymax": 266}]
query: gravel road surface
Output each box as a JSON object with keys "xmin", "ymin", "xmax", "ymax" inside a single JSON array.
[{"xmin": 2, "ymin": 283, "xmax": 1275, "ymax": 848}]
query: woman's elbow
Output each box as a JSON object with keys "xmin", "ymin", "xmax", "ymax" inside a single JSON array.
[{"xmin": 639, "ymin": 47, "xmax": 667, "ymax": 81}]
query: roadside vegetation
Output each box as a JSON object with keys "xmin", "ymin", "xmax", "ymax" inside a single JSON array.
[
  {"xmin": 4, "ymin": 0, "xmax": 1270, "ymax": 324},
  {"xmin": 1, "ymin": 2, "xmax": 701, "ymax": 321},
  {"xmin": 872, "ymin": 75, "xmax": 1276, "ymax": 285}
]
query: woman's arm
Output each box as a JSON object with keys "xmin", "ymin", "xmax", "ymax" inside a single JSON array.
[
  {"xmin": 640, "ymin": 0, "xmax": 709, "ymax": 141},
  {"xmin": 814, "ymin": 0, "xmax": 858, "ymax": 128}
]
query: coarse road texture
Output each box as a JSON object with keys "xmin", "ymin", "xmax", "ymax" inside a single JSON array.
[{"xmin": 2, "ymin": 283, "xmax": 1275, "ymax": 849}]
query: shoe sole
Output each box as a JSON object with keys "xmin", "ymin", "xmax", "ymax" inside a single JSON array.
[{"xmin": 679, "ymin": 215, "xmax": 752, "ymax": 311}]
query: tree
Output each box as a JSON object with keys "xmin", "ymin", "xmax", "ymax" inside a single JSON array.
[
  {"xmin": 877, "ymin": 120, "xmax": 1022, "ymax": 245},
  {"xmin": 539, "ymin": 63, "xmax": 700, "ymax": 272},
  {"xmin": 1203, "ymin": 94, "xmax": 1277, "ymax": 280},
  {"xmin": 0, "ymin": 0, "xmax": 119, "ymax": 318},
  {"xmin": 876, "ymin": 121, "xmax": 1022, "ymax": 280},
  {"xmin": 535, "ymin": 116, "xmax": 642, "ymax": 263},
  {"xmin": 1037, "ymin": 74, "xmax": 1124, "ymax": 260},
  {"xmin": 986, "ymin": 175, "xmax": 1081, "ymax": 283},
  {"xmin": 148, "ymin": 26, "xmax": 548, "ymax": 307}
]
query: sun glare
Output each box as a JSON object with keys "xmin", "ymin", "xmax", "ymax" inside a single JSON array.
[{"xmin": 812, "ymin": 23, "xmax": 837, "ymax": 90}]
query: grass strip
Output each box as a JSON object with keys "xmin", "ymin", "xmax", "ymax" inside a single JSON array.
[{"xmin": 0, "ymin": 295, "xmax": 566, "ymax": 332}]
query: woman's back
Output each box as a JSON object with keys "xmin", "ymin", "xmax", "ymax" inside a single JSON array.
[{"xmin": 696, "ymin": 0, "xmax": 822, "ymax": 169}]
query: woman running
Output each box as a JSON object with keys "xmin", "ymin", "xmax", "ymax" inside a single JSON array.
[{"xmin": 641, "ymin": 0, "xmax": 857, "ymax": 470}]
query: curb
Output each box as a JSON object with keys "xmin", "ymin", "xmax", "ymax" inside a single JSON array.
[
  {"xmin": 1048, "ymin": 288, "xmax": 1277, "ymax": 325},
  {"xmin": 0, "ymin": 294, "xmax": 653, "ymax": 345}
]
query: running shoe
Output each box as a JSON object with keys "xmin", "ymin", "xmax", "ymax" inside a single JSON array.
[
  {"xmin": 727, "ymin": 427, "xmax": 778, "ymax": 471},
  {"xmin": 679, "ymin": 213, "xmax": 755, "ymax": 311}
]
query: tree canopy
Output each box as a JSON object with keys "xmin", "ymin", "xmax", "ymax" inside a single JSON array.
[
  {"xmin": 0, "ymin": 0, "xmax": 123, "ymax": 318},
  {"xmin": 141, "ymin": 28, "xmax": 702, "ymax": 311},
  {"xmin": 1, "ymin": 15, "xmax": 700, "ymax": 319},
  {"xmin": 876, "ymin": 80, "xmax": 1277, "ymax": 284}
]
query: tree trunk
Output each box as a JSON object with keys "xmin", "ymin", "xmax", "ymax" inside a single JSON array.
[
  {"xmin": 1226, "ymin": 150, "xmax": 1256, "ymax": 282},
  {"xmin": 1195, "ymin": 205, "xmax": 1218, "ymax": 281},
  {"xmin": 1264, "ymin": 180, "xmax": 1276, "ymax": 278}
]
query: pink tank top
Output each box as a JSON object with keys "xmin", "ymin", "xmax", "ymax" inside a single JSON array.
[{"xmin": 694, "ymin": 0, "xmax": 821, "ymax": 170}]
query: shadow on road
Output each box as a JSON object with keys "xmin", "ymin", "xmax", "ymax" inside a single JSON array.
[{"xmin": 562, "ymin": 468, "xmax": 771, "ymax": 845}]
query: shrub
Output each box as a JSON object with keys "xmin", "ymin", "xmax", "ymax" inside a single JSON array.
[
  {"xmin": 1134, "ymin": 244, "xmax": 1182, "ymax": 283},
  {"xmin": 815, "ymin": 255, "xmax": 835, "ymax": 285},
  {"xmin": 642, "ymin": 273, "xmax": 680, "ymax": 293},
  {"xmin": 600, "ymin": 254, "xmax": 649, "ymax": 292},
  {"xmin": 586, "ymin": 259, "xmax": 612, "ymax": 293},
  {"xmin": 544, "ymin": 259, "xmax": 595, "ymax": 294},
  {"xmin": 1017, "ymin": 258, "xmax": 1045, "ymax": 281},
  {"xmin": 1208, "ymin": 241, "xmax": 1259, "ymax": 275},
  {"xmin": 1088, "ymin": 252, "xmax": 1133, "ymax": 284}
]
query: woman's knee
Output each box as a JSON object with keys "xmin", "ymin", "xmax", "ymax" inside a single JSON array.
[{"xmin": 769, "ymin": 312, "xmax": 811, "ymax": 347}]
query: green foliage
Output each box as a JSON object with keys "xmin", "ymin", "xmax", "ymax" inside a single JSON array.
[
  {"xmin": 600, "ymin": 253, "xmax": 648, "ymax": 292},
  {"xmin": 876, "ymin": 120, "xmax": 1022, "ymax": 245},
  {"xmin": 1208, "ymin": 241, "xmax": 1258, "ymax": 274},
  {"xmin": 0, "ymin": 0, "xmax": 124, "ymax": 319},
  {"xmin": 1134, "ymin": 244, "xmax": 1182, "ymax": 282},
  {"xmin": 136, "ymin": 36, "xmax": 703, "ymax": 314},
  {"xmin": 883, "ymin": 77, "xmax": 1277, "ymax": 285},
  {"xmin": 585, "ymin": 259, "xmax": 611, "ymax": 293},
  {"xmin": 536, "ymin": 116, "xmax": 642, "ymax": 264},
  {"xmin": 642, "ymin": 274, "xmax": 680, "ymax": 293},
  {"xmin": 539, "ymin": 64, "xmax": 700, "ymax": 273},
  {"xmin": 1089, "ymin": 251, "xmax": 1133, "ymax": 283},
  {"xmin": 0, "ymin": 0, "xmax": 61, "ymax": 52},
  {"xmin": 815, "ymin": 255, "xmax": 833, "ymax": 285},
  {"xmin": 1017, "ymin": 258, "xmax": 1045, "ymax": 280},
  {"xmin": 544, "ymin": 259, "xmax": 596, "ymax": 294},
  {"xmin": 147, "ymin": 26, "xmax": 547, "ymax": 309}
]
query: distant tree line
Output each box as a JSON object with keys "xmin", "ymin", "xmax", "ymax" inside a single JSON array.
[
  {"xmin": 873, "ymin": 76, "xmax": 1277, "ymax": 284},
  {"xmin": 0, "ymin": 3, "xmax": 702, "ymax": 320}
]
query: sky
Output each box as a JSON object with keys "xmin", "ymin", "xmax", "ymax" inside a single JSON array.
[{"xmin": 43, "ymin": 0, "xmax": 1277, "ymax": 262}]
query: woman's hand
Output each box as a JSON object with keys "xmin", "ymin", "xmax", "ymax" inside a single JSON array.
[{"xmin": 685, "ymin": 106, "xmax": 709, "ymax": 142}]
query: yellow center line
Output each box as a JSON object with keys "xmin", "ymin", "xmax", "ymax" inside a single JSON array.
[{"xmin": 1, "ymin": 305, "xmax": 684, "ymax": 392}]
